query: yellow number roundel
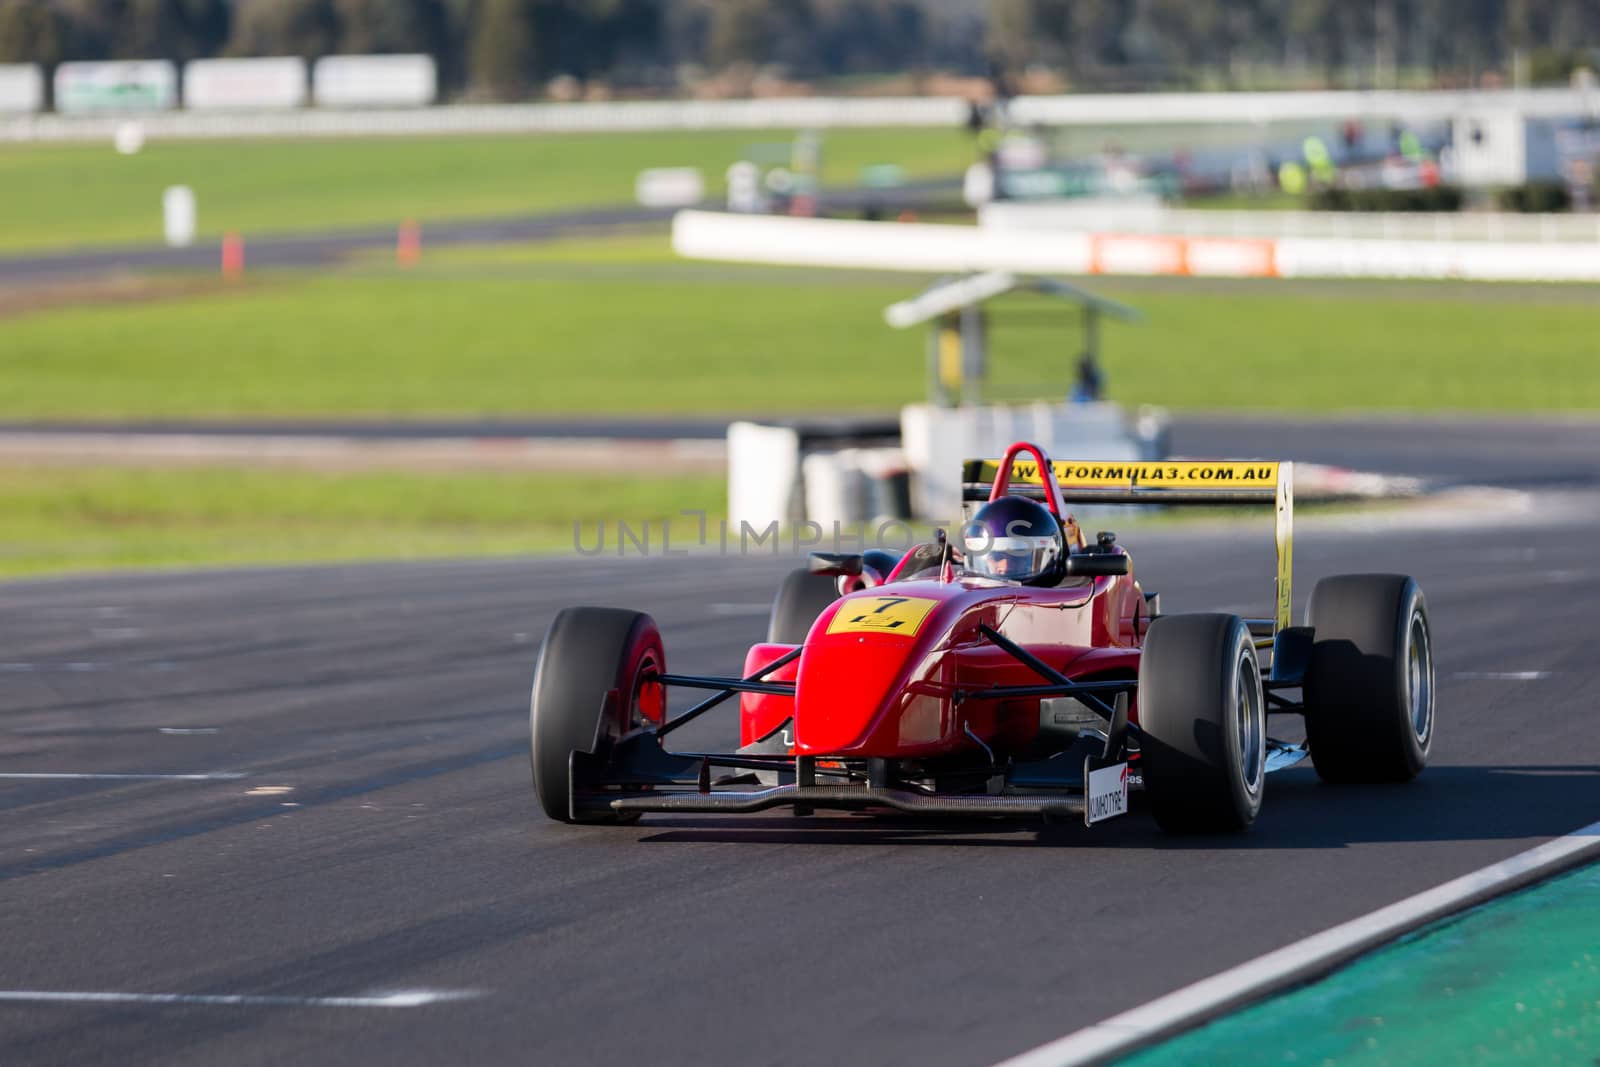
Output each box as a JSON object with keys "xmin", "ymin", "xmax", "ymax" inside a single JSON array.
[{"xmin": 825, "ymin": 596, "xmax": 938, "ymax": 637}]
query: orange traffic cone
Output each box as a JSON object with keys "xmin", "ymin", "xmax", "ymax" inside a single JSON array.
[
  {"xmin": 397, "ymin": 219, "xmax": 422, "ymax": 268},
  {"xmin": 221, "ymin": 231, "xmax": 245, "ymax": 280}
]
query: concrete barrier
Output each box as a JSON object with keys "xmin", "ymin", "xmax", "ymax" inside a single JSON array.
[
  {"xmin": 727, "ymin": 422, "xmax": 805, "ymax": 530},
  {"xmin": 902, "ymin": 402, "xmax": 1163, "ymax": 520},
  {"xmin": 184, "ymin": 57, "xmax": 308, "ymax": 111},
  {"xmin": 313, "ymin": 55, "xmax": 437, "ymax": 108},
  {"xmin": 53, "ymin": 61, "xmax": 177, "ymax": 114},
  {"xmin": 5, "ymin": 85, "xmax": 1595, "ymax": 142},
  {"xmin": 0, "ymin": 64, "xmax": 43, "ymax": 114},
  {"xmin": 2, "ymin": 95, "xmax": 964, "ymax": 143},
  {"xmin": 981, "ymin": 201, "xmax": 1600, "ymax": 245},
  {"xmin": 802, "ymin": 449, "xmax": 872, "ymax": 528},
  {"xmin": 674, "ymin": 209, "xmax": 1600, "ymax": 283}
]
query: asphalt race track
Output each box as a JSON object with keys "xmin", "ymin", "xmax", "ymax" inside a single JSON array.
[
  {"xmin": 6, "ymin": 414, "xmax": 1594, "ymax": 494},
  {"xmin": 0, "ymin": 181, "xmax": 958, "ymax": 285},
  {"xmin": 3, "ymin": 485, "xmax": 1598, "ymax": 1067},
  {"xmin": 0, "ymin": 205, "xmax": 677, "ymax": 284}
]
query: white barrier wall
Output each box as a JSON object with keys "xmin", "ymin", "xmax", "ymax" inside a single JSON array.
[
  {"xmin": 674, "ymin": 209, "xmax": 1096, "ymax": 274},
  {"xmin": 313, "ymin": 55, "xmax": 437, "ymax": 108},
  {"xmin": 729, "ymin": 409, "xmax": 1154, "ymax": 525},
  {"xmin": 3, "ymin": 95, "xmax": 963, "ymax": 143},
  {"xmin": 54, "ymin": 61, "xmax": 178, "ymax": 113},
  {"xmin": 1006, "ymin": 86, "xmax": 1593, "ymax": 126},
  {"xmin": 981, "ymin": 201, "xmax": 1600, "ymax": 244},
  {"xmin": 8, "ymin": 85, "xmax": 1596, "ymax": 143},
  {"xmin": 184, "ymin": 58, "xmax": 307, "ymax": 110},
  {"xmin": 673, "ymin": 210, "xmax": 1600, "ymax": 284},
  {"xmin": 727, "ymin": 422, "xmax": 805, "ymax": 530},
  {"xmin": 0, "ymin": 65, "xmax": 43, "ymax": 114},
  {"xmin": 1276, "ymin": 237, "xmax": 1600, "ymax": 283}
]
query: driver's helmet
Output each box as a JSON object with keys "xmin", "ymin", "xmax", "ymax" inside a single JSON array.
[{"xmin": 962, "ymin": 496, "xmax": 1065, "ymax": 586}]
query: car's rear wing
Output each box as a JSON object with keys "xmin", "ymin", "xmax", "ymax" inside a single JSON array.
[{"xmin": 961, "ymin": 458, "xmax": 1294, "ymax": 632}]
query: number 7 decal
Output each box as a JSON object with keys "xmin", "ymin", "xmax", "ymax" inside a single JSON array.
[{"xmin": 826, "ymin": 596, "xmax": 938, "ymax": 637}]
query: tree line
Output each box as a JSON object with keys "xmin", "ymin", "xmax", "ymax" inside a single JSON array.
[
  {"xmin": 990, "ymin": 0, "xmax": 1599, "ymax": 90},
  {"xmin": 0, "ymin": 0, "xmax": 1593, "ymax": 100}
]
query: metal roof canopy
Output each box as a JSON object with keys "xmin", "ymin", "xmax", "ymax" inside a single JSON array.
[
  {"xmin": 883, "ymin": 271, "xmax": 1141, "ymax": 408},
  {"xmin": 884, "ymin": 271, "xmax": 1141, "ymax": 330}
]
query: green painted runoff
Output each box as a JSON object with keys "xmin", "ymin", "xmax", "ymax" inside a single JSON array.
[{"xmin": 1123, "ymin": 860, "xmax": 1600, "ymax": 1066}]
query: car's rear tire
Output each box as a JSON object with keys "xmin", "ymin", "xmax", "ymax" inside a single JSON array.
[
  {"xmin": 529, "ymin": 607, "xmax": 664, "ymax": 823},
  {"xmin": 1303, "ymin": 574, "xmax": 1433, "ymax": 784},
  {"xmin": 767, "ymin": 568, "xmax": 838, "ymax": 645},
  {"xmin": 1138, "ymin": 614, "xmax": 1266, "ymax": 834}
]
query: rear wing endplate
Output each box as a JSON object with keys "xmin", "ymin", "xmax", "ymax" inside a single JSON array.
[{"xmin": 961, "ymin": 459, "xmax": 1294, "ymax": 632}]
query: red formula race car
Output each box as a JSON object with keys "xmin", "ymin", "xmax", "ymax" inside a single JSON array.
[{"xmin": 529, "ymin": 441, "xmax": 1435, "ymax": 834}]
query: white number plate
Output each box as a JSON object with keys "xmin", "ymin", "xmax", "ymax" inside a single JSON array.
[{"xmin": 1084, "ymin": 760, "xmax": 1130, "ymax": 825}]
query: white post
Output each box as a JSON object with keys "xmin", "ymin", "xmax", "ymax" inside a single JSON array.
[{"xmin": 163, "ymin": 186, "xmax": 196, "ymax": 248}]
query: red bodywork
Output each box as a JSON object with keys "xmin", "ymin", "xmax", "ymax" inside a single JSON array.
[{"xmin": 740, "ymin": 441, "xmax": 1148, "ymax": 761}]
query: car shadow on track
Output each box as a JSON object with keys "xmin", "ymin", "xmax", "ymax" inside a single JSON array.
[{"xmin": 629, "ymin": 765, "xmax": 1600, "ymax": 849}]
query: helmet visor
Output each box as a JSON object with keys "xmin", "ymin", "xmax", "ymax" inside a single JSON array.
[{"xmin": 962, "ymin": 530, "xmax": 1061, "ymax": 582}]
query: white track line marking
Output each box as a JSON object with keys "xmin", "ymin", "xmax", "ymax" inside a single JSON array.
[
  {"xmin": 992, "ymin": 819, "xmax": 1600, "ymax": 1067},
  {"xmin": 158, "ymin": 728, "xmax": 220, "ymax": 735},
  {"xmin": 0, "ymin": 661, "xmax": 176, "ymax": 673},
  {"xmin": 0, "ymin": 989, "xmax": 478, "ymax": 1009},
  {"xmin": 1450, "ymin": 671, "xmax": 1552, "ymax": 681},
  {"xmin": 0, "ymin": 772, "xmax": 247, "ymax": 781}
]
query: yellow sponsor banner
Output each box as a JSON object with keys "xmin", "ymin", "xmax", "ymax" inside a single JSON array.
[
  {"xmin": 826, "ymin": 595, "xmax": 939, "ymax": 637},
  {"xmin": 972, "ymin": 459, "xmax": 1280, "ymax": 489}
]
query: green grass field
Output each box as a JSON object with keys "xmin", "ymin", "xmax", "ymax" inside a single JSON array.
[
  {"xmin": 4, "ymin": 225, "xmax": 1596, "ymax": 578},
  {"xmin": 3, "ymin": 232, "xmax": 1596, "ymax": 417},
  {"xmin": 0, "ymin": 466, "xmax": 723, "ymax": 578},
  {"xmin": 1184, "ymin": 190, "xmax": 1304, "ymax": 211},
  {"xmin": 0, "ymin": 128, "xmax": 975, "ymax": 253}
]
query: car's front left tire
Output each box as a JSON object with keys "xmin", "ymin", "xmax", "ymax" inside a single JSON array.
[{"xmin": 1303, "ymin": 574, "xmax": 1433, "ymax": 783}]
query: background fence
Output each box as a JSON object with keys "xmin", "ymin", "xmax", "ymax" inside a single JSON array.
[{"xmin": 2, "ymin": 77, "xmax": 1595, "ymax": 142}]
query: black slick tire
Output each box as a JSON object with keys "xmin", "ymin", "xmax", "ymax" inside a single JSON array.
[
  {"xmin": 1303, "ymin": 574, "xmax": 1433, "ymax": 784},
  {"xmin": 529, "ymin": 607, "xmax": 663, "ymax": 823},
  {"xmin": 767, "ymin": 569, "xmax": 839, "ymax": 645},
  {"xmin": 1138, "ymin": 614, "xmax": 1266, "ymax": 834}
]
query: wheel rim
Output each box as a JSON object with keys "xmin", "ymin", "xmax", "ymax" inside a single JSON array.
[
  {"xmin": 1407, "ymin": 612, "xmax": 1433, "ymax": 744},
  {"xmin": 1236, "ymin": 649, "xmax": 1265, "ymax": 793},
  {"xmin": 632, "ymin": 652, "xmax": 664, "ymax": 728}
]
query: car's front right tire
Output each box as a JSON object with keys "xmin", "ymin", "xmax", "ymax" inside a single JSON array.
[
  {"xmin": 529, "ymin": 607, "xmax": 663, "ymax": 823},
  {"xmin": 1138, "ymin": 614, "xmax": 1266, "ymax": 834}
]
